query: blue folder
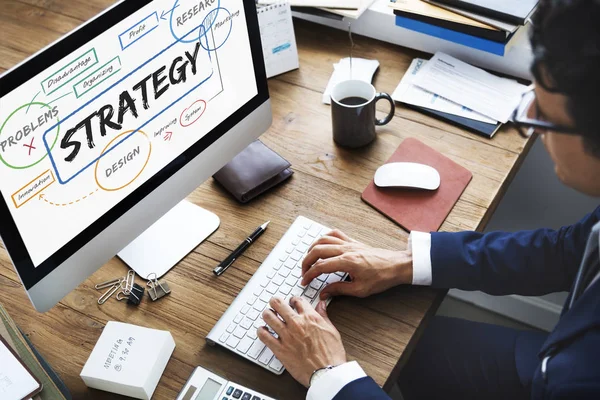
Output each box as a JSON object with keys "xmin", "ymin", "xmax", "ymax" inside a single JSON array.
[{"xmin": 394, "ymin": 15, "xmax": 509, "ymax": 56}]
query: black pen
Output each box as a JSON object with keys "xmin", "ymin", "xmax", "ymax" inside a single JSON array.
[{"xmin": 213, "ymin": 221, "xmax": 270, "ymax": 276}]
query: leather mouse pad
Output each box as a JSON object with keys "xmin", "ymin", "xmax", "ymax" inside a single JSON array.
[{"xmin": 361, "ymin": 138, "xmax": 472, "ymax": 233}]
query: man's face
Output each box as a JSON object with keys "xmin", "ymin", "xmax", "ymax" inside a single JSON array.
[{"xmin": 533, "ymin": 76, "xmax": 600, "ymax": 196}]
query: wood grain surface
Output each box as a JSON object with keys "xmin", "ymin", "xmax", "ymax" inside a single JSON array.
[{"xmin": 0, "ymin": 1, "xmax": 532, "ymax": 398}]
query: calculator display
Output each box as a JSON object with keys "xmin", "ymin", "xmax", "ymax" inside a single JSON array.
[{"xmin": 195, "ymin": 378, "xmax": 222, "ymax": 400}]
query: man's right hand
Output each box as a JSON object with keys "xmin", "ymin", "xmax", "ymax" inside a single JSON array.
[{"xmin": 301, "ymin": 229, "xmax": 413, "ymax": 300}]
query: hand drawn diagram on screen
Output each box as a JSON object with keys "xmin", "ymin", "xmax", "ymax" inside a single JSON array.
[{"xmin": 0, "ymin": 0, "xmax": 258, "ymax": 267}]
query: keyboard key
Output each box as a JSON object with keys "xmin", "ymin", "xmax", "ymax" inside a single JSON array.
[
  {"xmin": 279, "ymin": 284, "xmax": 293, "ymax": 295},
  {"xmin": 278, "ymin": 268, "xmax": 290, "ymax": 278},
  {"xmin": 302, "ymin": 220, "xmax": 312, "ymax": 230},
  {"xmin": 227, "ymin": 386, "xmax": 234, "ymax": 395},
  {"xmin": 308, "ymin": 226, "xmax": 322, "ymax": 237},
  {"xmin": 297, "ymin": 281, "xmax": 307, "ymax": 289},
  {"xmin": 259, "ymin": 278, "xmax": 269, "ymax": 287},
  {"xmin": 290, "ymin": 250, "xmax": 303, "ymax": 261},
  {"xmin": 284, "ymin": 258, "xmax": 296, "ymax": 269},
  {"xmin": 247, "ymin": 328, "xmax": 258, "ymax": 340},
  {"xmin": 269, "ymin": 357, "xmax": 284, "ymax": 372},
  {"xmin": 298, "ymin": 229, "xmax": 308, "ymax": 238},
  {"xmin": 326, "ymin": 274, "xmax": 344, "ymax": 284},
  {"xmin": 291, "ymin": 267, "xmax": 302, "ymax": 278},
  {"xmin": 335, "ymin": 271, "xmax": 345, "ymax": 277},
  {"xmin": 266, "ymin": 269, "xmax": 276, "ymax": 279},
  {"xmin": 291, "ymin": 287, "xmax": 303, "ymax": 297},
  {"xmin": 240, "ymin": 317, "xmax": 254, "ymax": 330},
  {"xmin": 233, "ymin": 326, "xmax": 247, "ymax": 339},
  {"xmin": 273, "ymin": 262, "xmax": 283, "ymax": 271},
  {"xmin": 248, "ymin": 340, "xmax": 265, "ymax": 359},
  {"xmin": 254, "ymin": 317, "xmax": 264, "ymax": 328},
  {"xmin": 253, "ymin": 300, "xmax": 268, "ymax": 311},
  {"xmin": 220, "ymin": 333, "xmax": 230, "ymax": 343},
  {"xmin": 310, "ymin": 280, "xmax": 323, "ymax": 290},
  {"xmin": 316, "ymin": 274, "xmax": 328, "ymax": 282},
  {"xmin": 285, "ymin": 245, "xmax": 294, "ymax": 254},
  {"xmin": 242, "ymin": 393, "xmax": 252, "ymax": 400},
  {"xmin": 259, "ymin": 291, "xmax": 272, "ymax": 304},
  {"xmin": 279, "ymin": 253, "xmax": 288, "ymax": 262},
  {"xmin": 254, "ymin": 285, "xmax": 264, "ymax": 296},
  {"xmin": 297, "ymin": 243, "xmax": 310, "ymax": 254},
  {"xmin": 258, "ymin": 347, "xmax": 274, "ymax": 365},
  {"xmin": 247, "ymin": 308, "xmax": 260, "ymax": 320},
  {"xmin": 246, "ymin": 296, "xmax": 257, "ymax": 306},
  {"xmin": 285, "ymin": 275, "xmax": 298, "ymax": 286},
  {"xmin": 237, "ymin": 337, "xmax": 254, "ymax": 354},
  {"xmin": 226, "ymin": 336, "xmax": 241, "ymax": 348},
  {"xmin": 302, "ymin": 236, "xmax": 314, "ymax": 246},
  {"xmin": 233, "ymin": 389, "xmax": 243, "ymax": 399},
  {"xmin": 304, "ymin": 287, "xmax": 318, "ymax": 299},
  {"xmin": 266, "ymin": 283, "xmax": 279, "ymax": 295},
  {"xmin": 227, "ymin": 323, "xmax": 236, "ymax": 333},
  {"xmin": 292, "ymin": 237, "xmax": 300, "ymax": 246},
  {"xmin": 241, "ymin": 305, "xmax": 250, "ymax": 314},
  {"xmin": 273, "ymin": 274, "xmax": 285, "ymax": 285}
]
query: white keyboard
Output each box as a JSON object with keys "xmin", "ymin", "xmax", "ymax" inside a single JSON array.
[{"xmin": 206, "ymin": 216, "xmax": 348, "ymax": 375}]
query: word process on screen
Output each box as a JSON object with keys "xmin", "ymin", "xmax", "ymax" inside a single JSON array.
[{"xmin": 0, "ymin": 0, "xmax": 257, "ymax": 268}]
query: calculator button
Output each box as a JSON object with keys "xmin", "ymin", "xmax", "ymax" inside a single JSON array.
[
  {"xmin": 242, "ymin": 393, "xmax": 252, "ymax": 400},
  {"xmin": 227, "ymin": 386, "xmax": 234, "ymax": 395},
  {"xmin": 251, "ymin": 397, "xmax": 261, "ymax": 400},
  {"xmin": 233, "ymin": 389, "xmax": 243, "ymax": 399},
  {"xmin": 222, "ymin": 397, "xmax": 229, "ymax": 400}
]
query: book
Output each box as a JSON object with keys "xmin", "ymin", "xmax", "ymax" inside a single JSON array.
[
  {"xmin": 389, "ymin": 0, "xmax": 508, "ymax": 42},
  {"xmin": 432, "ymin": 0, "xmax": 538, "ymax": 25},
  {"xmin": 0, "ymin": 305, "xmax": 71, "ymax": 400},
  {"xmin": 394, "ymin": 15, "xmax": 515, "ymax": 56},
  {"xmin": 362, "ymin": 138, "xmax": 473, "ymax": 233},
  {"xmin": 424, "ymin": 0, "xmax": 519, "ymax": 33}
]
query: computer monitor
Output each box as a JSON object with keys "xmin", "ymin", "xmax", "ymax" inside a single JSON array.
[{"xmin": 0, "ymin": 0, "xmax": 271, "ymax": 312}]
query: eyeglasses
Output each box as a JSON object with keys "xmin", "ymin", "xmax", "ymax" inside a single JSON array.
[{"xmin": 511, "ymin": 85, "xmax": 579, "ymax": 138}]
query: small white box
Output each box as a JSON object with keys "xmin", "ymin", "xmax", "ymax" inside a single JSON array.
[{"xmin": 81, "ymin": 321, "xmax": 176, "ymax": 399}]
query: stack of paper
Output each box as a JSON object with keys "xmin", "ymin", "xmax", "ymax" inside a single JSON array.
[
  {"xmin": 393, "ymin": 52, "xmax": 527, "ymax": 137},
  {"xmin": 258, "ymin": 0, "xmax": 377, "ymax": 20}
]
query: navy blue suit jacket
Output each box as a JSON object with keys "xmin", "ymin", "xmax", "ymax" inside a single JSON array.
[{"xmin": 334, "ymin": 206, "xmax": 600, "ymax": 400}]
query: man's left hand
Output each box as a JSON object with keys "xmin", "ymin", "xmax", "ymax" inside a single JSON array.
[{"xmin": 258, "ymin": 296, "xmax": 347, "ymax": 387}]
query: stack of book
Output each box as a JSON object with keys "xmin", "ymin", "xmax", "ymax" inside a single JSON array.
[
  {"xmin": 0, "ymin": 304, "xmax": 71, "ymax": 400},
  {"xmin": 389, "ymin": 0, "xmax": 538, "ymax": 56}
]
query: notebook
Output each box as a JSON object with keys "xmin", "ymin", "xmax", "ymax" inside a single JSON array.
[
  {"xmin": 257, "ymin": 2, "xmax": 300, "ymax": 78},
  {"xmin": 362, "ymin": 138, "xmax": 472, "ymax": 232},
  {"xmin": 433, "ymin": 0, "xmax": 538, "ymax": 25},
  {"xmin": 0, "ymin": 336, "xmax": 42, "ymax": 400}
]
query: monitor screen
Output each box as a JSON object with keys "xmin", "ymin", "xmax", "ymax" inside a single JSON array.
[{"xmin": 0, "ymin": 0, "xmax": 267, "ymax": 288}]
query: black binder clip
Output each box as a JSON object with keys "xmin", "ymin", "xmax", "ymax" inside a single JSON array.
[{"xmin": 127, "ymin": 283, "xmax": 145, "ymax": 305}]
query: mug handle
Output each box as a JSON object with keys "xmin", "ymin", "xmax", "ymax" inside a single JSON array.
[{"xmin": 374, "ymin": 93, "xmax": 396, "ymax": 126}]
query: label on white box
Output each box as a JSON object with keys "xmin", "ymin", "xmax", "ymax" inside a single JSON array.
[{"xmin": 81, "ymin": 321, "xmax": 176, "ymax": 400}]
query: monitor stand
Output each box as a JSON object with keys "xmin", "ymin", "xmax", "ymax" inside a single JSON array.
[{"xmin": 117, "ymin": 200, "xmax": 220, "ymax": 279}]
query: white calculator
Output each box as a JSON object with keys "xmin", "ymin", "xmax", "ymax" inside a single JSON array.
[{"xmin": 177, "ymin": 366, "xmax": 277, "ymax": 400}]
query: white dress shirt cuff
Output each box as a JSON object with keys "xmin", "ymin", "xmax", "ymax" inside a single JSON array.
[
  {"xmin": 306, "ymin": 361, "xmax": 367, "ymax": 400},
  {"xmin": 408, "ymin": 231, "xmax": 433, "ymax": 286}
]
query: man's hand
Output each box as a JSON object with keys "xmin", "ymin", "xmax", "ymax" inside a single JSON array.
[
  {"xmin": 301, "ymin": 229, "xmax": 413, "ymax": 299},
  {"xmin": 258, "ymin": 297, "xmax": 347, "ymax": 387}
]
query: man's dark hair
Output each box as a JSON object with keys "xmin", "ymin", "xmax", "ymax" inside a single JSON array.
[{"xmin": 530, "ymin": 0, "xmax": 600, "ymax": 155}]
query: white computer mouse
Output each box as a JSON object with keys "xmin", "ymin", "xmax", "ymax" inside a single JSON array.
[{"xmin": 374, "ymin": 162, "xmax": 441, "ymax": 190}]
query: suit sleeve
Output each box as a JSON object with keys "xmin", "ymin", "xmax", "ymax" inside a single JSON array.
[
  {"xmin": 430, "ymin": 206, "xmax": 600, "ymax": 296},
  {"xmin": 332, "ymin": 377, "xmax": 392, "ymax": 400}
]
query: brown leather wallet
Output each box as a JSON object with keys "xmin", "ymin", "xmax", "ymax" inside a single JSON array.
[{"xmin": 213, "ymin": 140, "xmax": 293, "ymax": 203}]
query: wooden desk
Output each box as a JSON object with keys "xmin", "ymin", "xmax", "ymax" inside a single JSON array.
[{"xmin": 0, "ymin": 1, "xmax": 531, "ymax": 398}]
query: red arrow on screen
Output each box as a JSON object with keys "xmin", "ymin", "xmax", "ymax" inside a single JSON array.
[{"xmin": 164, "ymin": 131, "xmax": 173, "ymax": 141}]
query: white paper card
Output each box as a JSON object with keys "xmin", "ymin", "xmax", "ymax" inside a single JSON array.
[
  {"xmin": 393, "ymin": 58, "xmax": 497, "ymax": 124},
  {"xmin": 81, "ymin": 322, "xmax": 175, "ymax": 400},
  {"xmin": 412, "ymin": 52, "xmax": 527, "ymax": 123},
  {"xmin": 0, "ymin": 341, "xmax": 39, "ymax": 400},
  {"xmin": 258, "ymin": 0, "xmax": 361, "ymax": 9},
  {"xmin": 258, "ymin": 2, "xmax": 299, "ymax": 78},
  {"xmin": 323, "ymin": 58, "xmax": 380, "ymax": 104}
]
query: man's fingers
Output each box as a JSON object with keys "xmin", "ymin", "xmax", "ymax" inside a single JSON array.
[
  {"xmin": 290, "ymin": 296, "xmax": 310, "ymax": 314},
  {"xmin": 315, "ymin": 301, "xmax": 331, "ymax": 322},
  {"xmin": 302, "ymin": 256, "xmax": 348, "ymax": 286},
  {"xmin": 262, "ymin": 308, "xmax": 285, "ymax": 335},
  {"xmin": 257, "ymin": 326, "xmax": 280, "ymax": 351},
  {"xmin": 269, "ymin": 297, "xmax": 295, "ymax": 322},
  {"xmin": 320, "ymin": 281, "xmax": 357, "ymax": 299},
  {"xmin": 302, "ymin": 245, "xmax": 346, "ymax": 276},
  {"xmin": 307, "ymin": 235, "xmax": 345, "ymax": 255},
  {"xmin": 327, "ymin": 229, "xmax": 355, "ymax": 242}
]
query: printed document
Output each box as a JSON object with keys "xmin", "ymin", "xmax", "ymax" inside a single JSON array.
[
  {"xmin": 412, "ymin": 52, "xmax": 527, "ymax": 123},
  {"xmin": 0, "ymin": 340, "xmax": 40, "ymax": 400},
  {"xmin": 393, "ymin": 58, "xmax": 497, "ymax": 124}
]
